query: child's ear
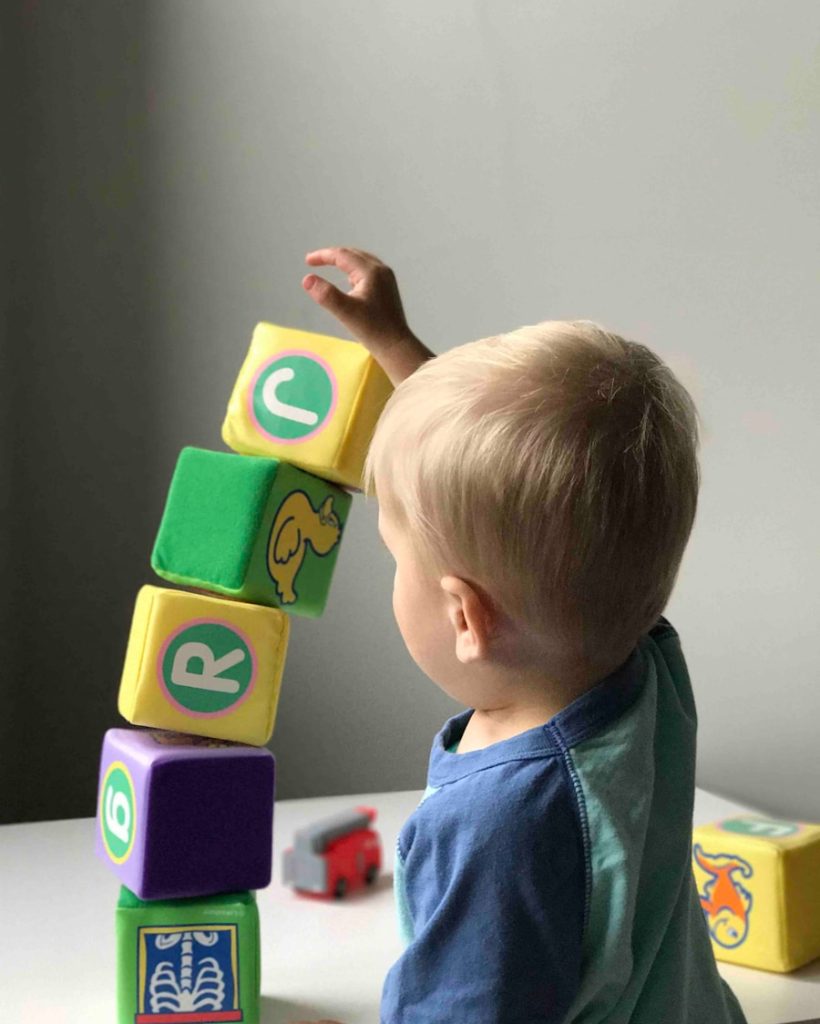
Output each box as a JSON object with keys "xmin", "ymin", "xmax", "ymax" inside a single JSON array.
[{"xmin": 440, "ymin": 575, "xmax": 496, "ymax": 664}]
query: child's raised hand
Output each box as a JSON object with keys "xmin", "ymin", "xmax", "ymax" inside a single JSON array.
[
  {"xmin": 303, "ymin": 247, "xmax": 411, "ymax": 351},
  {"xmin": 303, "ymin": 247, "xmax": 434, "ymax": 385}
]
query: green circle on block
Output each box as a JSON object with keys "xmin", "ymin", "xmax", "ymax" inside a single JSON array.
[
  {"xmin": 161, "ymin": 622, "xmax": 254, "ymax": 715},
  {"xmin": 253, "ymin": 354, "xmax": 334, "ymax": 441},
  {"xmin": 101, "ymin": 762, "xmax": 136, "ymax": 864},
  {"xmin": 721, "ymin": 816, "xmax": 798, "ymax": 838}
]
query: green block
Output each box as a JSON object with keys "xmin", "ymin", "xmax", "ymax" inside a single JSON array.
[
  {"xmin": 116, "ymin": 886, "xmax": 260, "ymax": 1023},
  {"xmin": 151, "ymin": 447, "xmax": 352, "ymax": 618}
]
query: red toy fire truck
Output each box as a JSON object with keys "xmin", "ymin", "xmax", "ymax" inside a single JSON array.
[{"xmin": 282, "ymin": 806, "xmax": 382, "ymax": 898}]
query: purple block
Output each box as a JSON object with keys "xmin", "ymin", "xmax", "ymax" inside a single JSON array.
[{"xmin": 95, "ymin": 727, "xmax": 274, "ymax": 899}]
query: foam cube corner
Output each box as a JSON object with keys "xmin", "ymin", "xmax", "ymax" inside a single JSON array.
[
  {"xmin": 151, "ymin": 447, "xmax": 352, "ymax": 617},
  {"xmin": 96, "ymin": 728, "xmax": 274, "ymax": 899},
  {"xmin": 221, "ymin": 321, "xmax": 393, "ymax": 490},
  {"xmin": 116, "ymin": 885, "xmax": 260, "ymax": 1023},
  {"xmin": 692, "ymin": 814, "xmax": 820, "ymax": 972},
  {"xmin": 118, "ymin": 585, "xmax": 288, "ymax": 745}
]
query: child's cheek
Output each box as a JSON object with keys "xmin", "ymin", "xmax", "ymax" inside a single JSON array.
[
  {"xmin": 391, "ymin": 567, "xmax": 418, "ymax": 653},
  {"xmin": 391, "ymin": 568, "xmax": 405, "ymax": 631}
]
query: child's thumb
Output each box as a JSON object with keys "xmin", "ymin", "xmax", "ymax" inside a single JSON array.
[{"xmin": 302, "ymin": 274, "xmax": 355, "ymax": 323}]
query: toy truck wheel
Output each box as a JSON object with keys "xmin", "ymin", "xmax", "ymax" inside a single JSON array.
[
  {"xmin": 365, "ymin": 864, "xmax": 378, "ymax": 885},
  {"xmin": 333, "ymin": 877, "xmax": 348, "ymax": 899}
]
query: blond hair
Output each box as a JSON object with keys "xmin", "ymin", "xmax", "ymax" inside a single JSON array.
[{"xmin": 363, "ymin": 321, "xmax": 701, "ymax": 672}]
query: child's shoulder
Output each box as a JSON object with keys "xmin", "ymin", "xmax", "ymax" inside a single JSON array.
[
  {"xmin": 648, "ymin": 613, "xmax": 679, "ymax": 643},
  {"xmin": 400, "ymin": 751, "xmax": 586, "ymax": 877},
  {"xmin": 409, "ymin": 732, "xmax": 580, "ymax": 848}
]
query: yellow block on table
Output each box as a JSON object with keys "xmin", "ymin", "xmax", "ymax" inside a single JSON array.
[
  {"xmin": 222, "ymin": 322, "xmax": 393, "ymax": 491},
  {"xmin": 118, "ymin": 585, "xmax": 289, "ymax": 746},
  {"xmin": 692, "ymin": 814, "xmax": 820, "ymax": 972}
]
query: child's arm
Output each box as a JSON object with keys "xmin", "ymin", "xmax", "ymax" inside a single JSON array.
[
  {"xmin": 382, "ymin": 760, "xmax": 586, "ymax": 1024},
  {"xmin": 302, "ymin": 246, "xmax": 435, "ymax": 386}
]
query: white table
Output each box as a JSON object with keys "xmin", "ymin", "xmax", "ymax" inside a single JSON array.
[{"xmin": 0, "ymin": 788, "xmax": 818, "ymax": 1024}]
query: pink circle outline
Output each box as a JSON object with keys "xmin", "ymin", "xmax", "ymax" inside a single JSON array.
[
  {"xmin": 156, "ymin": 617, "xmax": 258, "ymax": 718},
  {"xmin": 247, "ymin": 348, "xmax": 339, "ymax": 445}
]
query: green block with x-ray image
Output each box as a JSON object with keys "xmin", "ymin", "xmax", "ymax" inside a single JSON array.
[
  {"xmin": 116, "ymin": 885, "xmax": 259, "ymax": 1024},
  {"xmin": 151, "ymin": 446, "xmax": 352, "ymax": 618}
]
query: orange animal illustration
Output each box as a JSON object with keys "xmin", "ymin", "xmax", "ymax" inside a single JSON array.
[
  {"xmin": 693, "ymin": 843, "xmax": 753, "ymax": 949},
  {"xmin": 267, "ymin": 491, "xmax": 342, "ymax": 604}
]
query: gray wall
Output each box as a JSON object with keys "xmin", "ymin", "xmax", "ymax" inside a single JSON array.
[
  {"xmin": 3, "ymin": 0, "xmax": 819, "ymax": 823},
  {"xmin": 3, "ymin": 4, "xmax": 166, "ymax": 823},
  {"xmin": 1, "ymin": 0, "xmax": 19, "ymax": 822}
]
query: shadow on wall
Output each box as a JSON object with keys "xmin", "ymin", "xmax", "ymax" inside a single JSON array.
[{"xmin": 1, "ymin": 4, "xmax": 166, "ymax": 823}]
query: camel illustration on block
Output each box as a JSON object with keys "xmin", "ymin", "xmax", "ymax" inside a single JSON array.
[{"xmin": 267, "ymin": 490, "xmax": 342, "ymax": 604}]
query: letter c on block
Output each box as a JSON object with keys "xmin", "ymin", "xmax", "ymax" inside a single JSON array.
[{"xmin": 262, "ymin": 367, "xmax": 319, "ymax": 426}]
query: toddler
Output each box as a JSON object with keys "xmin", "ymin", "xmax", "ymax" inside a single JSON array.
[{"xmin": 295, "ymin": 247, "xmax": 748, "ymax": 1024}]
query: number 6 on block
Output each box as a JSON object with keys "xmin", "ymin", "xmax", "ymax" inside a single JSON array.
[{"xmin": 117, "ymin": 585, "xmax": 289, "ymax": 746}]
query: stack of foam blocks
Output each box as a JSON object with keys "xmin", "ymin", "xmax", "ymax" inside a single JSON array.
[{"xmin": 94, "ymin": 323, "xmax": 393, "ymax": 1024}]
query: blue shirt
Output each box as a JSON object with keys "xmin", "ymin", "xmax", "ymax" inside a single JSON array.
[{"xmin": 381, "ymin": 617, "xmax": 748, "ymax": 1024}]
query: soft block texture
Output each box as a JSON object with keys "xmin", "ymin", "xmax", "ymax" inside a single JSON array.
[
  {"xmin": 118, "ymin": 585, "xmax": 289, "ymax": 745},
  {"xmin": 221, "ymin": 322, "xmax": 393, "ymax": 490},
  {"xmin": 116, "ymin": 885, "xmax": 260, "ymax": 1023},
  {"xmin": 151, "ymin": 447, "xmax": 352, "ymax": 617},
  {"xmin": 693, "ymin": 815, "xmax": 820, "ymax": 971},
  {"xmin": 96, "ymin": 728, "xmax": 274, "ymax": 900}
]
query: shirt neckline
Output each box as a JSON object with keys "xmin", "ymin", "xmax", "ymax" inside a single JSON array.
[{"xmin": 428, "ymin": 640, "xmax": 647, "ymax": 787}]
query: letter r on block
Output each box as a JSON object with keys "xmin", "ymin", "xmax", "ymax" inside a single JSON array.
[{"xmin": 170, "ymin": 642, "xmax": 245, "ymax": 694}]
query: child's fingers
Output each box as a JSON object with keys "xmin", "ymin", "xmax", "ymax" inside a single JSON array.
[
  {"xmin": 302, "ymin": 273, "xmax": 358, "ymax": 321},
  {"xmin": 305, "ymin": 247, "xmax": 368, "ymax": 278},
  {"xmin": 344, "ymin": 246, "xmax": 384, "ymax": 266}
]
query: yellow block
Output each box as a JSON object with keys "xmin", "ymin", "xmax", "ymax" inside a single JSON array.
[
  {"xmin": 221, "ymin": 322, "xmax": 393, "ymax": 490},
  {"xmin": 118, "ymin": 585, "xmax": 289, "ymax": 746},
  {"xmin": 692, "ymin": 815, "xmax": 820, "ymax": 972}
]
